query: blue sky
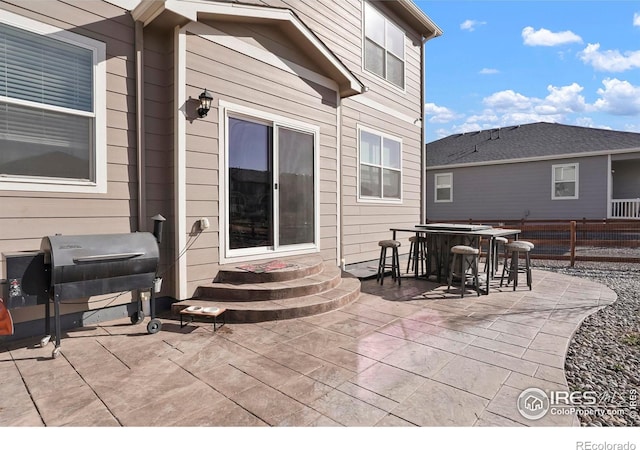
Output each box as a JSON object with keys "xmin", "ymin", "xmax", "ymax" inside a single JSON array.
[{"xmin": 415, "ymin": 0, "xmax": 640, "ymax": 143}]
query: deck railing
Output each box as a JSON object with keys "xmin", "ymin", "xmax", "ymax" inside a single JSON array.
[{"xmin": 611, "ymin": 199, "xmax": 640, "ymax": 219}]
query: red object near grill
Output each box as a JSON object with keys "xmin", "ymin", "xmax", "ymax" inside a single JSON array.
[{"xmin": 0, "ymin": 299, "xmax": 14, "ymax": 336}]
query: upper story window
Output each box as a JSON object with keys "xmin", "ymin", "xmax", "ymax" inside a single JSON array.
[
  {"xmin": 364, "ymin": 2, "xmax": 405, "ymax": 89},
  {"xmin": 552, "ymin": 163, "xmax": 578, "ymax": 199},
  {"xmin": 434, "ymin": 173, "xmax": 453, "ymax": 202},
  {"xmin": 358, "ymin": 126, "xmax": 402, "ymax": 202},
  {"xmin": 0, "ymin": 11, "xmax": 106, "ymax": 192}
]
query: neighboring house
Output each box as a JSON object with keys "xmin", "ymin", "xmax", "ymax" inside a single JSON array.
[
  {"xmin": 426, "ymin": 122, "xmax": 640, "ymax": 222},
  {"xmin": 0, "ymin": 0, "xmax": 442, "ymax": 335}
]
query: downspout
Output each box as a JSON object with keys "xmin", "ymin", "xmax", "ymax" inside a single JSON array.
[
  {"xmin": 135, "ymin": 20, "xmax": 147, "ymax": 231},
  {"xmin": 337, "ymin": 92, "xmax": 344, "ymax": 269},
  {"xmin": 419, "ymin": 35, "xmax": 427, "ymax": 225},
  {"xmin": 420, "ymin": 29, "xmax": 439, "ymax": 224}
]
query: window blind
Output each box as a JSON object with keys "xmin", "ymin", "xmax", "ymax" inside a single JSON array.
[{"xmin": 0, "ymin": 22, "xmax": 93, "ymax": 112}]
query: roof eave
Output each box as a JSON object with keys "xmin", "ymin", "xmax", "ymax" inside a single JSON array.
[
  {"xmin": 133, "ymin": 0, "xmax": 365, "ymax": 97},
  {"xmin": 393, "ymin": 0, "xmax": 443, "ymax": 39},
  {"xmin": 427, "ymin": 146, "xmax": 640, "ymax": 170}
]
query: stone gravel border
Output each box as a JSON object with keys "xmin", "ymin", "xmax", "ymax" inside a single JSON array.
[{"xmin": 532, "ymin": 260, "xmax": 640, "ymax": 427}]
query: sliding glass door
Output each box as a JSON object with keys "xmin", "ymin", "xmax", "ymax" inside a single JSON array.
[
  {"xmin": 226, "ymin": 115, "xmax": 316, "ymax": 256},
  {"xmin": 278, "ymin": 127, "xmax": 314, "ymax": 246}
]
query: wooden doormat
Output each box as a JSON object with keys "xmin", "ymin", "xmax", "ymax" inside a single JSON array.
[{"xmin": 237, "ymin": 260, "xmax": 296, "ymax": 273}]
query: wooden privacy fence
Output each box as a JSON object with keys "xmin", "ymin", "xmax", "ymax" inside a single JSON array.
[{"xmin": 429, "ymin": 219, "xmax": 640, "ymax": 266}]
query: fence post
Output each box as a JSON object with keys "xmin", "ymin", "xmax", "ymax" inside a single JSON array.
[{"xmin": 570, "ymin": 221, "xmax": 576, "ymax": 267}]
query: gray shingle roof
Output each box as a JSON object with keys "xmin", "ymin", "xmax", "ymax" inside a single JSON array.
[{"xmin": 426, "ymin": 122, "xmax": 640, "ymax": 167}]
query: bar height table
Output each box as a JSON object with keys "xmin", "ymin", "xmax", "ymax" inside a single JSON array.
[{"xmin": 390, "ymin": 224, "xmax": 521, "ymax": 295}]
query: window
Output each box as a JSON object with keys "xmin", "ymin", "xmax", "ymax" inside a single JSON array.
[
  {"xmin": 358, "ymin": 127, "xmax": 402, "ymax": 201},
  {"xmin": 434, "ymin": 173, "xmax": 453, "ymax": 202},
  {"xmin": 0, "ymin": 12, "xmax": 106, "ymax": 192},
  {"xmin": 552, "ymin": 163, "xmax": 578, "ymax": 199},
  {"xmin": 364, "ymin": 2, "xmax": 405, "ymax": 89}
]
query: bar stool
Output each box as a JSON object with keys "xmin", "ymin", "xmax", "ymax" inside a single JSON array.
[
  {"xmin": 500, "ymin": 241, "xmax": 533, "ymax": 290},
  {"xmin": 406, "ymin": 235, "xmax": 428, "ymax": 276},
  {"xmin": 447, "ymin": 245, "xmax": 480, "ymax": 298},
  {"xmin": 377, "ymin": 240, "xmax": 401, "ymax": 286},
  {"xmin": 485, "ymin": 236, "xmax": 508, "ymax": 276},
  {"xmin": 518, "ymin": 240, "xmax": 535, "ymax": 250}
]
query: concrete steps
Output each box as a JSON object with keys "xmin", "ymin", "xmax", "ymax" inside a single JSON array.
[{"xmin": 171, "ymin": 254, "xmax": 360, "ymax": 323}]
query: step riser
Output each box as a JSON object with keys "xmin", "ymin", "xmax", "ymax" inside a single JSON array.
[
  {"xmin": 177, "ymin": 255, "xmax": 361, "ymax": 323},
  {"xmin": 222, "ymin": 288, "xmax": 360, "ymax": 323},
  {"xmin": 215, "ymin": 262, "xmax": 323, "ymax": 283},
  {"xmin": 194, "ymin": 275, "xmax": 341, "ymax": 301}
]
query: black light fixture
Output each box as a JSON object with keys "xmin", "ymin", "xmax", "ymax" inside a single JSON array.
[{"xmin": 197, "ymin": 89, "xmax": 213, "ymax": 117}]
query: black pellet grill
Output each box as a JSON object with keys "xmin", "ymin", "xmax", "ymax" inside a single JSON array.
[{"xmin": 3, "ymin": 232, "xmax": 161, "ymax": 358}]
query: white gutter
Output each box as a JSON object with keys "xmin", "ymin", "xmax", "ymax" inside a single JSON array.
[{"xmin": 397, "ymin": 0, "xmax": 443, "ymax": 38}]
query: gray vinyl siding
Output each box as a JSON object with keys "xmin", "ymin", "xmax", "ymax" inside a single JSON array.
[
  {"xmin": 143, "ymin": 26, "xmax": 176, "ymax": 298},
  {"xmin": 0, "ymin": 1, "xmax": 139, "ymax": 324},
  {"xmin": 271, "ymin": 0, "xmax": 423, "ymax": 120},
  {"xmin": 341, "ymin": 102, "xmax": 422, "ymax": 264},
  {"xmin": 211, "ymin": 1, "xmax": 425, "ymax": 266},
  {"xmin": 256, "ymin": 0, "xmax": 425, "ymax": 264},
  {"xmin": 426, "ymin": 155, "xmax": 610, "ymax": 221},
  {"xmin": 183, "ymin": 25, "xmax": 339, "ymax": 295},
  {"xmin": 1, "ymin": 0, "xmax": 434, "ymax": 317}
]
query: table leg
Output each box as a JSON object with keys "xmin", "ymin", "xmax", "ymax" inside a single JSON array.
[
  {"xmin": 414, "ymin": 232, "xmax": 420, "ymax": 278},
  {"xmin": 485, "ymin": 237, "xmax": 493, "ymax": 295}
]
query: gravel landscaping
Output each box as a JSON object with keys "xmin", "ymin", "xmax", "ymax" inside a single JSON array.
[{"xmin": 532, "ymin": 260, "xmax": 640, "ymax": 427}]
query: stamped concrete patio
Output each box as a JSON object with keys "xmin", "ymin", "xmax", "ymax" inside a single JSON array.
[{"xmin": 0, "ymin": 268, "xmax": 616, "ymax": 427}]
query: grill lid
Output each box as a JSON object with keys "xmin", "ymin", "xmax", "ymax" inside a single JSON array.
[{"xmin": 41, "ymin": 232, "xmax": 160, "ymax": 300}]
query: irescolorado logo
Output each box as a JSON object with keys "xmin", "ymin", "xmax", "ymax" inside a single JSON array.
[{"xmin": 517, "ymin": 387, "xmax": 550, "ymax": 420}]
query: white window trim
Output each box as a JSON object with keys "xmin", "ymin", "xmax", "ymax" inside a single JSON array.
[
  {"xmin": 0, "ymin": 10, "xmax": 106, "ymax": 193},
  {"xmin": 356, "ymin": 124, "xmax": 403, "ymax": 204},
  {"xmin": 552, "ymin": 163, "xmax": 579, "ymax": 200},
  {"xmin": 218, "ymin": 100, "xmax": 321, "ymax": 265},
  {"xmin": 361, "ymin": 1, "xmax": 407, "ymax": 93},
  {"xmin": 434, "ymin": 172, "xmax": 453, "ymax": 203}
]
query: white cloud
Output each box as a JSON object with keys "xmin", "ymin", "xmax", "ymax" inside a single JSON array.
[
  {"xmin": 483, "ymin": 90, "xmax": 533, "ymax": 112},
  {"xmin": 540, "ymin": 83, "xmax": 588, "ymax": 114},
  {"xmin": 479, "ymin": 68, "xmax": 499, "ymax": 75},
  {"xmin": 634, "ymin": 12, "xmax": 640, "ymax": 26},
  {"xmin": 574, "ymin": 117, "xmax": 595, "ymax": 128},
  {"xmin": 460, "ymin": 19, "xmax": 486, "ymax": 32},
  {"xmin": 579, "ymin": 43, "xmax": 640, "ymax": 72},
  {"xmin": 425, "ymin": 103, "xmax": 462, "ymax": 123},
  {"xmin": 593, "ymin": 78, "xmax": 640, "ymax": 115},
  {"xmin": 428, "ymin": 80, "xmax": 640, "ymax": 141},
  {"xmin": 522, "ymin": 26, "xmax": 583, "ymax": 46},
  {"xmin": 435, "ymin": 83, "xmax": 591, "ymax": 137}
]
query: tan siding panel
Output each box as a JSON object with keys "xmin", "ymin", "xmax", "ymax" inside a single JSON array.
[{"xmin": 1, "ymin": 217, "xmax": 135, "ymax": 240}]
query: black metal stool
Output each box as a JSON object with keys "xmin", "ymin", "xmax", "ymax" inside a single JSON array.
[
  {"xmin": 407, "ymin": 235, "xmax": 428, "ymax": 276},
  {"xmin": 447, "ymin": 245, "xmax": 480, "ymax": 298},
  {"xmin": 377, "ymin": 240, "xmax": 401, "ymax": 285},
  {"xmin": 500, "ymin": 241, "xmax": 533, "ymax": 290}
]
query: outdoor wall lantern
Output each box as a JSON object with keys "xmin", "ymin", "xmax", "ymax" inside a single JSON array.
[{"xmin": 197, "ymin": 89, "xmax": 213, "ymax": 117}]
